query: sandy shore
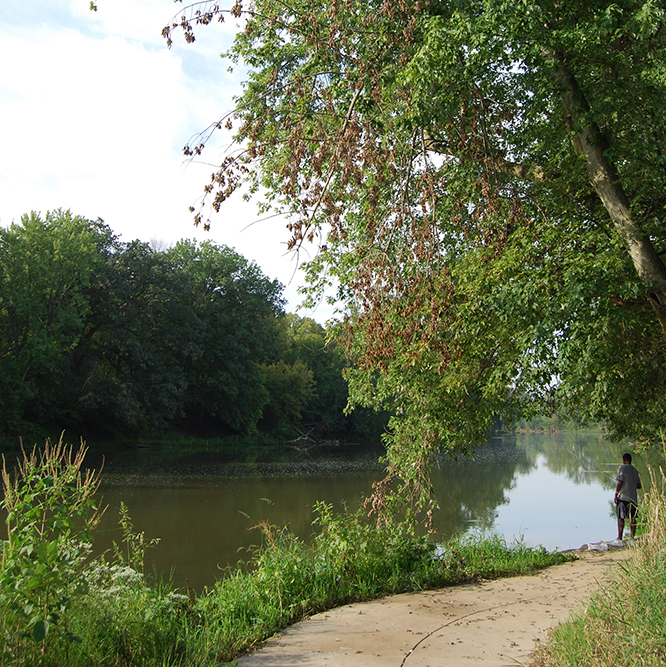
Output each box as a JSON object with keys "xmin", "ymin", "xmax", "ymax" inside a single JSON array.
[{"xmin": 236, "ymin": 548, "xmax": 631, "ymax": 666}]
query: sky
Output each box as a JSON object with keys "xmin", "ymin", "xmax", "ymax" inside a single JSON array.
[{"xmin": 0, "ymin": 0, "xmax": 333, "ymax": 320}]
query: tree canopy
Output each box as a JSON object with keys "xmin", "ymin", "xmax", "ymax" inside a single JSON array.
[
  {"xmin": 166, "ymin": 0, "xmax": 666, "ymax": 497},
  {"xmin": 0, "ymin": 211, "xmax": 368, "ymax": 444}
]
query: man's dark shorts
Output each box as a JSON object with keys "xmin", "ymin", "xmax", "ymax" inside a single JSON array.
[{"xmin": 617, "ymin": 500, "xmax": 638, "ymax": 521}]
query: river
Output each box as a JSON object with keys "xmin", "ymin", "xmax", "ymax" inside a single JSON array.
[{"xmin": 79, "ymin": 431, "xmax": 657, "ymax": 591}]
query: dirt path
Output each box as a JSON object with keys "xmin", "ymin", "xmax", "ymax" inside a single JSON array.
[{"xmin": 236, "ymin": 549, "xmax": 631, "ymax": 667}]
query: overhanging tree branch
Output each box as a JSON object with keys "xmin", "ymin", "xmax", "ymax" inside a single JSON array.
[{"xmin": 422, "ymin": 130, "xmax": 549, "ymax": 182}]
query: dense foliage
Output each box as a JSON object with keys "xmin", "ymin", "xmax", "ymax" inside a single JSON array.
[
  {"xmin": 165, "ymin": 0, "xmax": 666, "ymax": 498},
  {"xmin": 0, "ymin": 210, "xmax": 365, "ymax": 444}
]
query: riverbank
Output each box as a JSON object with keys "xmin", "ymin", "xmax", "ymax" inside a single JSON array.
[
  {"xmin": 0, "ymin": 527, "xmax": 571, "ymax": 667},
  {"xmin": 0, "ymin": 442, "xmax": 571, "ymax": 667},
  {"xmin": 235, "ymin": 548, "xmax": 631, "ymax": 666},
  {"xmin": 235, "ymin": 469, "xmax": 666, "ymax": 667}
]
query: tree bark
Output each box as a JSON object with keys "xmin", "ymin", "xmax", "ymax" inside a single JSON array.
[{"xmin": 546, "ymin": 49, "xmax": 666, "ymax": 333}]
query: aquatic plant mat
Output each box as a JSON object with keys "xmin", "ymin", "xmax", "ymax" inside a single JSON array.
[
  {"xmin": 0, "ymin": 441, "xmax": 569, "ymax": 666},
  {"xmin": 531, "ymin": 466, "xmax": 666, "ymax": 667}
]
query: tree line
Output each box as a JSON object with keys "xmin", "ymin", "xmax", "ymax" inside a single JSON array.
[{"xmin": 0, "ymin": 210, "xmax": 382, "ymax": 445}]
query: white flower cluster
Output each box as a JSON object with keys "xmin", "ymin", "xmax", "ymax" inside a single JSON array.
[
  {"xmin": 84, "ymin": 561, "xmax": 145, "ymax": 600},
  {"xmin": 82, "ymin": 561, "xmax": 192, "ymax": 611}
]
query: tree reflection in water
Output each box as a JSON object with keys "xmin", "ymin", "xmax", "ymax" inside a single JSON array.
[
  {"xmin": 80, "ymin": 434, "xmax": 664, "ymax": 589},
  {"xmin": 432, "ymin": 439, "xmax": 535, "ymax": 536}
]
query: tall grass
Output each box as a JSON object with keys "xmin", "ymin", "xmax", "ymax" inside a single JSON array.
[
  {"xmin": 1, "ymin": 441, "xmax": 570, "ymax": 667},
  {"xmin": 531, "ymin": 466, "xmax": 666, "ymax": 667}
]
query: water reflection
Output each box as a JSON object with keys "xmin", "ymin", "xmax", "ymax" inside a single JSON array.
[
  {"xmin": 519, "ymin": 432, "xmax": 630, "ymax": 487},
  {"xmin": 95, "ymin": 465, "xmax": 380, "ymax": 592},
  {"xmin": 2, "ymin": 434, "xmax": 660, "ymax": 591},
  {"xmin": 431, "ymin": 438, "xmax": 536, "ymax": 535},
  {"xmin": 483, "ymin": 433, "xmax": 658, "ymax": 552}
]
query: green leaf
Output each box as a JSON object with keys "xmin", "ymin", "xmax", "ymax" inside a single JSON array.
[{"xmin": 31, "ymin": 619, "xmax": 48, "ymax": 643}]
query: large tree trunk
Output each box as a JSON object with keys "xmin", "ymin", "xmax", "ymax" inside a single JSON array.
[{"xmin": 546, "ymin": 50, "xmax": 666, "ymax": 333}]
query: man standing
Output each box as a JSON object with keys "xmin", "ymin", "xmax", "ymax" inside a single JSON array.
[{"xmin": 615, "ymin": 453, "xmax": 642, "ymax": 542}]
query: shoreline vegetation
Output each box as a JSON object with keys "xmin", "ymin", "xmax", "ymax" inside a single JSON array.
[
  {"xmin": 0, "ymin": 432, "xmax": 386, "ymax": 465},
  {"xmin": 0, "ymin": 419, "xmax": 605, "ymax": 466},
  {"xmin": 0, "ymin": 439, "xmax": 570, "ymax": 667}
]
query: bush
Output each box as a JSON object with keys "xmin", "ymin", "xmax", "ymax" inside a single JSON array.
[{"xmin": 0, "ymin": 438, "xmax": 102, "ymax": 663}]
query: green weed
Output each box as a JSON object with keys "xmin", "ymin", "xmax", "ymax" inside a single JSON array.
[{"xmin": 0, "ymin": 437, "xmax": 102, "ymax": 664}]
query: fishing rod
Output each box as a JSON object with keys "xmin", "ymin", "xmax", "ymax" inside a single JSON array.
[{"xmin": 564, "ymin": 446, "xmax": 618, "ymax": 484}]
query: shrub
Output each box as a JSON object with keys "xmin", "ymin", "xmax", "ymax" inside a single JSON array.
[{"xmin": 0, "ymin": 437, "xmax": 102, "ymax": 663}]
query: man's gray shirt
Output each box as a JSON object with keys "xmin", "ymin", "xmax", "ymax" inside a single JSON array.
[{"xmin": 617, "ymin": 464, "xmax": 641, "ymax": 503}]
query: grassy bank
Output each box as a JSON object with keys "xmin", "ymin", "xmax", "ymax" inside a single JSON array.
[
  {"xmin": 531, "ymin": 466, "xmax": 666, "ymax": 667},
  {"xmin": 0, "ymin": 440, "xmax": 570, "ymax": 667}
]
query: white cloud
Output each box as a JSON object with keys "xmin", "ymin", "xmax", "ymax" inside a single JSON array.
[{"xmin": 0, "ymin": 0, "xmax": 336, "ymax": 321}]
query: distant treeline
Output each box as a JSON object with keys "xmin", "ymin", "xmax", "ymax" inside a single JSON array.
[{"xmin": 0, "ymin": 210, "xmax": 385, "ymax": 445}]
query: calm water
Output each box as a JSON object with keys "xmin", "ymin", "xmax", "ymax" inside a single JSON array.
[
  {"xmin": 3, "ymin": 433, "xmax": 653, "ymax": 591},
  {"xmin": 83, "ymin": 432, "xmax": 656, "ymax": 591}
]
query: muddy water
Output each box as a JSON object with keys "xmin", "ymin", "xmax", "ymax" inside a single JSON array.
[
  {"xmin": 81, "ymin": 432, "xmax": 651, "ymax": 591},
  {"xmin": 0, "ymin": 433, "xmax": 648, "ymax": 591}
]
